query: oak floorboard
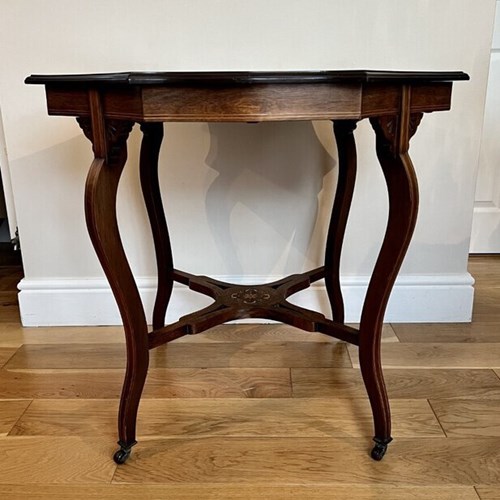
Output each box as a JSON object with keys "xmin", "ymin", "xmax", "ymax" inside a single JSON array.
[
  {"xmin": 347, "ymin": 343, "xmax": 500, "ymax": 369},
  {"xmin": 0, "ymin": 266, "xmax": 22, "ymax": 291},
  {"xmin": 174, "ymin": 323, "xmax": 398, "ymax": 343},
  {"xmin": 174, "ymin": 324, "xmax": 333, "ymax": 343},
  {"xmin": 9, "ymin": 399, "xmax": 118, "ymax": 437},
  {"xmin": 471, "ymin": 288, "xmax": 500, "ymax": 322},
  {"xmin": 142, "ymin": 368, "xmax": 292, "ymax": 398},
  {"xmin": 0, "ymin": 484, "xmax": 480, "ymax": 500},
  {"xmin": 112, "ymin": 436, "xmax": 500, "ymax": 485},
  {"xmin": 392, "ymin": 322, "xmax": 500, "ymax": 343},
  {"xmin": 5, "ymin": 343, "xmax": 127, "ymax": 370},
  {"xmin": 468, "ymin": 255, "xmax": 500, "ymax": 288},
  {"xmin": 0, "ymin": 291, "xmax": 21, "ymax": 323},
  {"xmin": 0, "ymin": 256, "xmax": 498, "ymax": 491},
  {"xmin": 0, "ymin": 368, "xmax": 124, "ymax": 399},
  {"xmin": 430, "ymin": 399, "xmax": 500, "ymax": 437},
  {"xmin": 9, "ymin": 398, "xmax": 443, "ymax": 438},
  {"xmin": 151, "ymin": 342, "xmax": 351, "ymax": 368},
  {"xmin": 476, "ymin": 487, "xmax": 500, "ymax": 499},
  {"xmin": 0, "ymin": 323, "xmax": 125, "ymax": 348},
  {"xmin": 0, "ymin": 323, "xmax": 394, "ymax": 348},
  {"xmin": 291, "ymin": 368, "xmax": 500, "ymax": 399},
  {"xmin": 4, "ymin": 342, "xmax": 351, "ymax": 369},
  {"xmin": 0, "ymin": 436, "xmax": 115, "ymax": 483},
  {"xmin": 0, "ymin": 323, "xmax": 22, "ymax": 347},
  {"xmin": 0, "ymin": 347, "xmax": 17, "ymax": 367},
  {"xmin": 0, "ymin": 368, "xmax": 291, "ymax": 399},
  {"xmin": 0, "ymin": 400, "xmax": 31, "ymax": 435}
]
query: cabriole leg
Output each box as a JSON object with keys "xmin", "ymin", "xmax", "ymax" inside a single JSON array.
[
  {"xmin": 325, "ymin": 120, "xmax": 358, "ymax": 323},
  {"xmin": 139, "ymin": 122, "xmax": 173, "ymax": 330},
  {"xmin": 360, "ymin": 90, "xmax": 421, "ymax": 460},
  {"xmin": 78, "ymin": 93, "xmax": 150, "ymax": 464}
]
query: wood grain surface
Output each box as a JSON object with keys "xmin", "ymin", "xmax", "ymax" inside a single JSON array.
[
  {"xmin": 4, "ymin": 341, "xmax": 352, "ymax": 369},
  {"xmin": 0, "ymin": 484, "xmax": 480, "ymax": 500},
  {"xmin": 476, "ymin": 487, "xmax": 500, "ymax": 499},
  {"xmin": 0, "ymin": 347, "xmax": 16, "ymax": 367},
  {"xmin": 392, "ymin": 322, "xmax": 500, "ymax": 343},
  {"xmin": 0, "ymin": 400, "xmax": 31, "ymax": 435},
  {"xmin": 0, "ymin": 436, "xmax": 116, "ymax": 483},
  {"xmin": 0, "ymin": 324, "xmax": 124, "ymax": 348},
  {"xmin": 0, "ymin": 367, "xmax": 292, "ymax": 399},
  {"xmin": 112, "ymin": 436, "xmax": 500, "ymax": 485},
  {"xmin": 9, "ymin": 398, "xmax": 443, "ymax": 438},
  {"xmin": 348, "ymin": 343, "xmax": 500, "ymax": 369},
  {"xmin": 0, "ymin": 255, "xmax": 499, "ymax": 497},
  {"xmin": 291, "ymin": 368, "xmax": 500, "ymax": 399},
  {"xmin": 429, "ymin": 399, "xmax": 500, "ymax": 437}
]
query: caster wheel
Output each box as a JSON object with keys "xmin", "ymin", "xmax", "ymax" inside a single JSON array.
[
  {"xmin": 113, "ymin": 448, "xmax": 131, "ymax": 464},
  {"xmin": 370, "ymin": 436, "xmax": 392, "ymax": 461},
  {"xmin": 371, "ymin": 443, "xmax": 387, "ymax": 461}
]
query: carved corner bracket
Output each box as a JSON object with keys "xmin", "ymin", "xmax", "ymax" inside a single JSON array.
[
  {"xmin": 370, "ymin": 112, "xmax": 423, "ymax": 157},
  {"xmin": 369, "ymin": 85, "xmax": 424, "ymax": 156},
  {"xmin": 76, "ymin": 117, "xmax": 134, "ymax": 163}
]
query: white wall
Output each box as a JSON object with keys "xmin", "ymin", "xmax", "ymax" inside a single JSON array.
[
  {"xmin": 470, "ymin": 0, "xmax": 500, "ymax": 252},
  {"xmin": 0, "ymin": 0, "xmax": 495, "ymax": 326}
]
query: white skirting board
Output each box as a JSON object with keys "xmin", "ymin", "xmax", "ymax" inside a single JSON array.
[{"xmin": 17, "ymin": 273, "xmax": 475, "ymax": 327}]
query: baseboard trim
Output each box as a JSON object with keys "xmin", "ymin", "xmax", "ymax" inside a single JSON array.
[{"xmin": 18, "ymin": 273, "xmax": 475, "ymax": 327}]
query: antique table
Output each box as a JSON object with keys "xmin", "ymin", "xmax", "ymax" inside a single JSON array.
[{"xmin": 26, "ymin": 70, "xmax": 468, "ymax": 464}]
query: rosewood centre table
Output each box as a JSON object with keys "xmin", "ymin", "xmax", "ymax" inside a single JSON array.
[{"xmin": 26, "ymin": 70, "xmax": 468, "ymax": 464}]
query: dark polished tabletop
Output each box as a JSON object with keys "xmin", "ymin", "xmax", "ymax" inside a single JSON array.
[{"xmin": 25, "ymin": 70, "xmax": 469, "ymax": 86}]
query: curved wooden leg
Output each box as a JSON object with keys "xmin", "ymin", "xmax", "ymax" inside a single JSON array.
[
  {"xmin": 79, "ymin": 103, "xmax": 149, "ymax": 464},
  {"xmin": 325, "ymin": 120, "xmax": 358, "ymax": 323},
  {"xmin": 360, "ymin": 104, "xmax": 420, "ymax": 460},
  {"xmin": 139, "ymin": 123, "xmax": 173, "ymax": 330}
]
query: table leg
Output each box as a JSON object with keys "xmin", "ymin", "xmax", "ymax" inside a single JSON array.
[
  {"xmin": 360, "ymin": 102, "xmax": 421, "ymax": 460},
  {"xmin": 78, "ymin": 98, "xmax": 149, "ymax": 464},
  {"xmin": 325, "ymin": 120, "xmax": 358, "ymax": 323},
  {"xmin": 139, "ymin": 123, "xmax": 173, "ymax": 330}
]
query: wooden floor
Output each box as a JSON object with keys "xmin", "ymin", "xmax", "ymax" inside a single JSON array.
[{"xmin": 1, "ymin": 256, "xmax": 500, "ymax": 499}]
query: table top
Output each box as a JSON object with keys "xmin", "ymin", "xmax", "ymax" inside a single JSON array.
[
  {"xmin": 25, "ymin": 70, "xmax": 469, "ymax": 86},
  {"xmin": 27, "ymin": 70, "xmax": 469, "ymax": 123}
]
